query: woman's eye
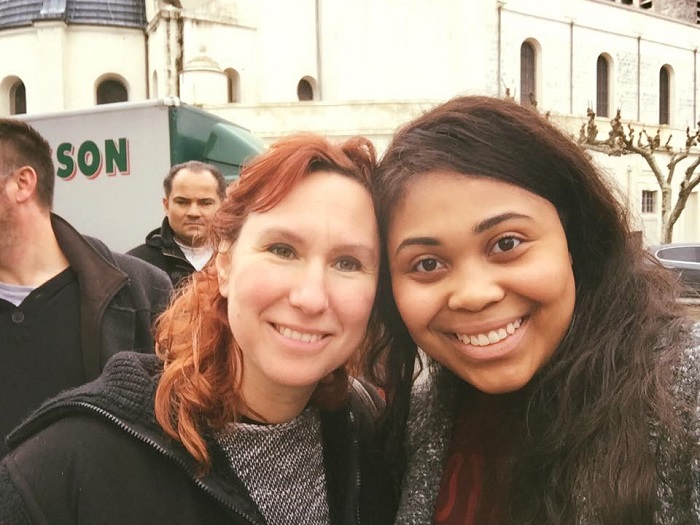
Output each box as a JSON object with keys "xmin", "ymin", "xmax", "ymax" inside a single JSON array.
[
  {"xmin": 492, "ymin": 236, "xmax": 522, "ymax": 254},
  {"xmin": 335, "ymin": 258, "xmax": 361, "ymax": 272},
  {"xmin": 269, "ymin": 244, "xmax": 295, "ymax": 258},
  {"xmin": 413, "ymin": 258, "xmax": 444, "ymax": 273}
]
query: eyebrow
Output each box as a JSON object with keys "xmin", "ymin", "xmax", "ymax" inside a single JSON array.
[
  {"xmin": 259, "ymin": 227, "xmax": 305, "ymax": 245},
  {"xmin": 395, "ymin": 236, "xmax": 439, "ymax": 255},
  {"xmin": 394, "ymin": 212, "xmax": 534, "ymax": 255},
  {"xmin": 260, "ymin": 227, "xmax": 378, "ymax": 260},
  {"xmin": 173, "ymin": 197, "xmax": 215, "ymax": 202},
  {"xmin": 472, "ymin": 212, "xmax": 533, "ymax": 234}
]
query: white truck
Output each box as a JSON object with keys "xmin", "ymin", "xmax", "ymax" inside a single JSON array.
[{"xmin": 18, "ymin": 98, "xmax": 265, "ymax": 252}]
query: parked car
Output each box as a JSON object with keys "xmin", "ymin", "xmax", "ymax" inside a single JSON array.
[{"xmin": 647, "ymin": 243, "xmax": 700, "ymax": 298}]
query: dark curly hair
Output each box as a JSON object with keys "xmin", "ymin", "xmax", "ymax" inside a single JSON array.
[{"xmin": 367, "ymin": 95, "xmax": 695, "ymax": 524}]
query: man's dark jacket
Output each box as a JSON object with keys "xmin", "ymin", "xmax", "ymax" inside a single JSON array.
[
  {"xmin": 0, "ymin": 352, "xmax": 397, "ymax": 524},
  {"xmin": 50, "ymin": 214, "xmax": 172, "ymax": 380},
  {"xmin": 127, "ymin": 218, "xmax": 196, "ymax": 287}
]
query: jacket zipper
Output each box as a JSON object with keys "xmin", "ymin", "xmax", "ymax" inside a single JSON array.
[
  {"xmin": 349, "ymin": 410, "xmax": 362, "ymax": 525},
  {"xmin": 21, "ymin": 402, "xmax": 261, "ymax": 524}
]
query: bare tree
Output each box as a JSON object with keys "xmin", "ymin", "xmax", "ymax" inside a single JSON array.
[{"xmin": 578, "ymin": 108, "xmax": 700, "ymax": 243}]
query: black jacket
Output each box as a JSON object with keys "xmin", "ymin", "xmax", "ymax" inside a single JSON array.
[
  {"xmin": 127, "ymin": 218, "xmax": 197, "ymax": 287},
  {"xmin": 0, "ymin": 215, "xmax": 172, "ymax": 459},
  {"xmin": 0, "ymin": 352, "xmax": 396, "ymax": 525}
]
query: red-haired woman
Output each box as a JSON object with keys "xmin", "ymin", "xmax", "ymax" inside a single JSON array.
[{"xmin": 0, "ymin": 134, "xmax": 395, "ymax": 524}]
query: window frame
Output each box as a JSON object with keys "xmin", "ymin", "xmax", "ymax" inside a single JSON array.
[
  {"xmin": 641, "ymin": 190, "xmax": 657, "ymax": 214},
  {"xmin": 596, "ymin": 55, "xmax": 610, "ymax": 118},
  {"xmin": 520, "ymin": 41, "xmax": 537, "ymax": 106},
  {"xmin": 96, "ymin": 78, "xmax": 128, "ymax": 105},
  {"xmin": 659, "ymin": 66, "xmax": 670, "ymax": 125}
]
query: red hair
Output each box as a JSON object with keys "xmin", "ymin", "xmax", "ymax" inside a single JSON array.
[{"xmin": 154, "ymin": 134, "xmax": 379, "ymax": 468}]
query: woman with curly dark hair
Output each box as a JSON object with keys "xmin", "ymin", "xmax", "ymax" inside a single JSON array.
[
  {"xmin": 368, "ymin": 95, "xmax": 700, "ymax": 524},
  {"xmin": 0, "ymin": 134, "xmax": 395, "ymax": 524}
]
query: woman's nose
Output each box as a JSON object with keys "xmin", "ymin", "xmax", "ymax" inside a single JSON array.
[
  {"xmin": 446, "ymin": 262, "xmax": 505, "ymax": 312},
  {"xmin": 288, "ymin": 263, "xmax": 330, "ymax": 315}
]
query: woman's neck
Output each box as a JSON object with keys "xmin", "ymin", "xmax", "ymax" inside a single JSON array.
[{"xmin": 240, "ymin": 379, "xmax": 316, "ymax": 424}]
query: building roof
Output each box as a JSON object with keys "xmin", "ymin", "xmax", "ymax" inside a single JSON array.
[{"xmin": 0, "ymin": 0, "xmax": 146, "ymax": 30}]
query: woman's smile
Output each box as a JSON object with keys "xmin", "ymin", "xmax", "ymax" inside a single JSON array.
[
  {"xmin": 388, "ymin": 171, "xmax": 575, "ymax": 393},
  {"xmin": 446, "ymin": 316, "xmax": 529, "ymax": 363},
  {"xmin": 272, "ymin": 323, "xmax": 329, "ymax": 345},
  {"xmin": 453, "ymin": 317, "xmax": 523, "ymax": 347}
]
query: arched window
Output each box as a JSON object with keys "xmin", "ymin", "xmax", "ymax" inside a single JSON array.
[
  {"xmin": 520, "ymin": 41, "xmax": 536, "ymax": 106},
  {"xmin": 659, "ymin": 66, "xmax": 670, "ymax": 125},
  {"xmin": 297, "ymin": 79, "xmax": 314, "ymax": 101},
  {"xmin": 96, "ymin": 78, "xmax": 128, "ymax": 105},
  {"xmin": 596, "ymin": 55, "xmax": 610, "ymax": 118},
  {"xmin": 10, "ymin": 80, "xmax": 26, "ymax": 115},
  {"xmin": 225, "ymin": 68, "xmax": 240, "ymax": 103}
]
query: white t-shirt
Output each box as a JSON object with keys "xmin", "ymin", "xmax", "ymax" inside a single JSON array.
[
  {"xmin": 174, "ymin": 239, "xmax": 214, "ymax": 271},
  {"xmin": 0, "ymin": 281, "xmax": 35, "ymax": 307}
]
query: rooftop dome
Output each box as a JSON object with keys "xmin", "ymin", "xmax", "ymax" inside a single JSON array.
[{"xmin": 0, "ymin": 0, "xmax": 146, "ymax": 30}]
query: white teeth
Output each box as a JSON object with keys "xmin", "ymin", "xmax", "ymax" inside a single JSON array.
[
  {"xmin": 456, "ymin": 318, "xmax": 523, "ymax": 347},
  {"xmin": 277, "ymin": 325, "xmax": 323, "ymax": 343}
]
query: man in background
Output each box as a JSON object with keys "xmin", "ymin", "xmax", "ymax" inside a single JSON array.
[
  {"xmin": 0, "ymin": 118, "xmax": 172, "ymax": 457},
  {"xmin": 128, "ymin": 161, "xmax": 226, "ymax": 287}
]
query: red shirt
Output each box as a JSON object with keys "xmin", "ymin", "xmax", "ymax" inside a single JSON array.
[{"xmin": 434, "ymin": 389, "xmax": 525, "ymax": 525}]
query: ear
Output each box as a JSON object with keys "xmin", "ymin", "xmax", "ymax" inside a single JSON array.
[
  {"xmin": 215, "ymin": 249, "xmax": 232, "ymax": 298},
  {"xmin": 162, "ymin": 196, "xmax": 169, "ymax": 213},
  {"xmin": 12, "ymin": 166, "xmax": 39, "ymax": 204}
]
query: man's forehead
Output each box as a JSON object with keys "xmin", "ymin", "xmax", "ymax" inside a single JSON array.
[
  {"xmin": 172, "ymin": 168, "xmax": 216, "ymax": 184},
  {"xmin": 169, "ymin": 170, "xmax": 220, "ymax": 199}
]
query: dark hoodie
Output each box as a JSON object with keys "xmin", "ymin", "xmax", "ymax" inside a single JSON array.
[{"xmin": 127, "ymin": 218, "xmax": 197, "ymax": 287}]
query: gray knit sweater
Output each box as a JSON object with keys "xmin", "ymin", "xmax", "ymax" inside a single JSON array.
[
  {"xmin": 395, "ymin": 326, "xmax": 700, "ymax": 524},
  {"xmin": 215, "ymin": 407, "xmax": 329, "ymax": 525}
]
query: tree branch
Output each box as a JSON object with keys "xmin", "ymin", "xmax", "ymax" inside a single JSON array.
[{"xmin": 577, "ymin": 107, "xmax": 700, "ymax": 242}]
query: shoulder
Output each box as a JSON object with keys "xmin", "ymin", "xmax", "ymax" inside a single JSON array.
[
  {"xmin": 671, "ymin": 323, "xmax": 700, "ymax": 413},
  {"xmin": 107, "ymin": 253, "xmax": 173, "ymax": 313},
  {"xmin": 653, "ymin": 324, "xmax": 700, "ymax": 522},
  {"xmin": 128, "ymin": 226, "xmax": 166, "ymax": 254},
  {"xmin": 9, "ymin": 412, "xmax": 146, "ymax": 469},
  {"xmin": 127, "ymin": 242, "xmax": 160, "ymax": 259},
  {"xmin": 0, "ymin": 415, "xmax": 121, "ymax": 523},
  {"xmin": 6, "ymin": 352, "xmax": 162, "ymax": 448},
  {"xmin": 81, "ymin": 235, "xmax": 169, "ymax": 289},
  {"xmin": 1, "ymin": 412, "xmax": 198, "ymax": 523},
  {"xmin": 3, "ymin": 413, "xmax": 149, "ymax": 496},
  {"xmin": 113, "ymin": 251, "xmax": 171, "ymax": 286},
  {"xmin": 83, "ymin": 235, "xmax": 116, "ymax": 261}
]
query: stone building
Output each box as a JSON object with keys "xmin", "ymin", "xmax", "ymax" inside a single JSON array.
[{"xmin": 1, "ymin": 0, "xmax": 699, "ymax": 242}]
